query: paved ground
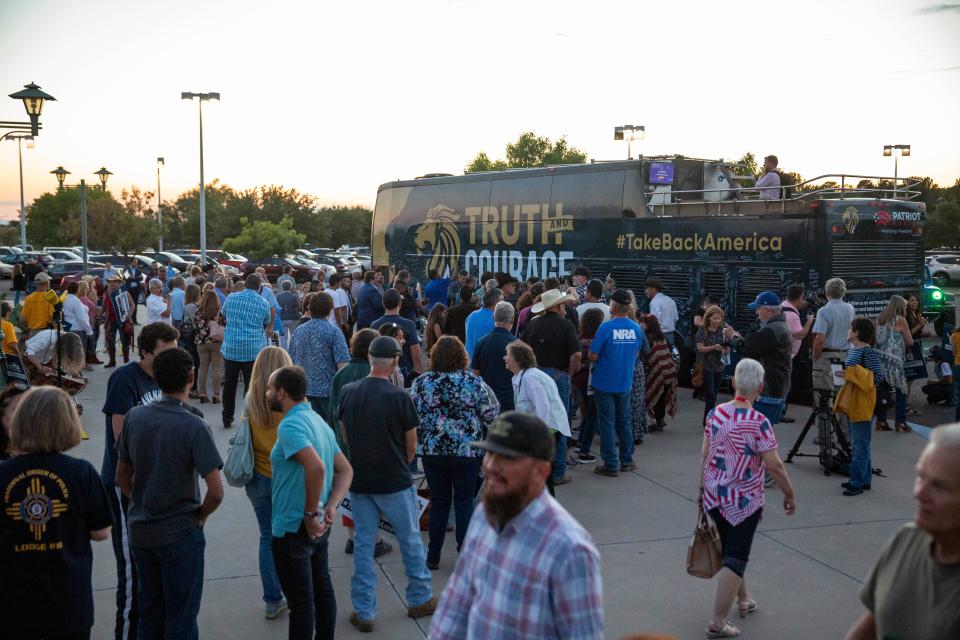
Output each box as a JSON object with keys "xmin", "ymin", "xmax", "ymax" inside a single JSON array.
[{"xmin": 63, "ymin": 353, "xmax": 948, "ymax": 640}]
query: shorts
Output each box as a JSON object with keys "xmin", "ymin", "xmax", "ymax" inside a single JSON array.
[{"xmin": 708, "ymin": 507, "xmax": 763, "ymax": 577}]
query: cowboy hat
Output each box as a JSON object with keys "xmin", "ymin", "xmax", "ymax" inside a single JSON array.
[{"xmin": 531, "ymin": 288, "xmax": 577, "ymax": 314}]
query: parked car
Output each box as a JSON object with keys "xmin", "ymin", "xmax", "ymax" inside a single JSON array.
[
  {"xmin": 290, "ymin": 256, "xmax": 336, "ymax": 281},
  {"xmin": 923, "ymin": 265, "xmax": 955, "ymax": 336},
  {"xmin": 182, "ymin": 255, "xmax": 242, "ymax": 277},
  {"xmin": 241, "ymin": 256, "xmax": 317, "ymax": 283},
  {"xmin": 93, "ymin": 254, "xmax": 157, "ymax": 273},
  {"xmin": 60, "ymin": 266, "xmax": 124, "ymax": 298},
  {"xmin": 1, "ymin": 252, "xmax": 54, "ymax": 267},
  {"xmin": 173, "ymin": 249, "xmax": 247, "ymax": 269},
  {"xmin": 47, "ymin": 260, "xmax": 106, "ymax": 290},
  {"xmin": 150, "ymin": 251, "xmax": 192, "ymax": 273},
  {"xmin": 0, "ymin": 263, "xmax": 12, "ymax": 279},
  {"xmin": 45, "ymin": 250, "xmax": 84, "ymax": 263},
  {"xmin": 925, "ymin": 254, "xmax": 960, "ymax": 285}
]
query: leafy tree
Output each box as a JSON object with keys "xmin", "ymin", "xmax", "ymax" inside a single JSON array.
[
  {"xmin": 316, "ymin": 206, "xmax": 372, "ymax": 249},
  {"xmin": 465, "ymin": 132, "xmax": 586, "ymax": 173},
  {"xmin": 222, "ymin": 217, "xmax": 305, "ymax": 259},
  {"xmin": 730, "ymin": 152, "xmax": 758, "ymax": 177},
  {"xmin": 927, "ymin": 196, "xmax": 960, "ymax": 250},
  {"xmin": 0, "ymin": 223, "xmax": 20, "ymax": 246}
]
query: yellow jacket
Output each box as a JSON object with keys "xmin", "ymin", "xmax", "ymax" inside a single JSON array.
[
  {"xmin": 834, "ymin": 362, "xmax": 876, "ymax": 422},
  {"xmin": 21, "ymin": 291, "xmax": 54, "ymax": 331}
]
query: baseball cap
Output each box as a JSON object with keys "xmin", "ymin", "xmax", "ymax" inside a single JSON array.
[
  {"xmin": 34, "ymin": 272, "xmax": 51, "ymax": 283},
  {"xmin": 382, "ymin": 288, "xmax": 402, "ymax": 309},
  {"xmin": 610, "ymin": 289, "xmax": 632, "ymax": 305},
  {"xmin": 368, "ymin": 335, "xmax": 402, "ymax": 358},
  {"xmin": 471, "ymin": 411, "xmax": 555, "ymax": 462},
  {"xmin": 747, "ymin": 291, "xmax": 781, "ymax": 310}
]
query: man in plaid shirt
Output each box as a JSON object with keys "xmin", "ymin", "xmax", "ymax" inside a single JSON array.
[
  {"xmin": 220, "ymin": 273, "xmax": 272, "ymax": 429},
  {"xmin": 429, "ymin": 412, "xmax": 604, "ymax": 639}
]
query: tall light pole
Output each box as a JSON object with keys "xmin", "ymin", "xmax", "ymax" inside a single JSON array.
[
  {"xmin": 3, "ymin": 82, "xmax": 55, "ymax": 138},
  {"xmin": 181, "ymin": 91, "xmax": 220, "ymax": 264},
  {"xmin": 882, "ymin": 144, "xmax": 910, "ymax": 199},
  {"xmin": 3, "ymin": 133, "xmax": 32, "ymax": 250},
  {"xmin": 156, "ymin": 157, "xmax": 164, "ymax": 252},
  {"xmin": 614, "ymin": 125, "xmax": 645, "ymax": 159}
]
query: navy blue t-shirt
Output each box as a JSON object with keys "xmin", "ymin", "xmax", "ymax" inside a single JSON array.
[
  {"xmin": 371, "ymin": 314, "xmax": 421, "ymax": 375},
  {"xmin": 471, "ymin": 327, "xmax": 515, "ymax": 411},
  {"xmin": 422, "ymin": 277, "xmax": 451, "ymax": 312},
  {"xmin": 100, "ymin": 362, "xmax": 162, "ymax": 486},
  {"xmin": 590, "ymin": 317, "xmax": 646, "ymax": 393}
]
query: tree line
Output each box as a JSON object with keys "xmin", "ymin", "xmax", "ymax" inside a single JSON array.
[{"xmin": 19, "ymin": 183, "xmax": 372, "ymax": 258}]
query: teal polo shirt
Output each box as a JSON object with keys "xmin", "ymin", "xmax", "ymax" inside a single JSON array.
[{"xmin": 270, "ymin": 402, "xmax": 341, "ymax": 538}]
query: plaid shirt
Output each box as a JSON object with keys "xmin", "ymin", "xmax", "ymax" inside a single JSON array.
[
  {"xmin": 220, "ymin": 288, "xmax": 271, "ymax": 362},
  {"xmin": 430, "ymin": 491, "xmax": 603, "ymax": 639}
]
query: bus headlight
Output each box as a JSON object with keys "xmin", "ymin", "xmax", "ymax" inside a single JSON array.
[{"xmin": 933, "ymin": 290, "xmax": 943, "ymax": 300}]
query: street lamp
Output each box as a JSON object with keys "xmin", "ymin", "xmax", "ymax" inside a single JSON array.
[
  {"xmin": 3, "ymin": 82, "xmax": 56, "ymax": 138},
  {"xmin": 3, "ymin": 133, "xmax": 33, "ymax": 249},
  {"xmin": 181, "ymin": 91, "xmax": 220, "ymax": 264},
  {"xmin": 614, "ymin": 124, "xmax": 645, "ymax": 159},
  {"xmin": 94, "ymin": 167, "xmax": 113, "ymax": 191},
  {"xmin": 157, "ymin": 157, "xmax": 165, "ymax": 252},
  {"xmin": 51, "ymin": 166, "xmax": 71, "ymax": 190},
  {"xmin": 882, "ymin": 144, "xmax": 910, "ymax": 198},
  {"xmin": 50, "ymin": 167, "xmax": 111, "ymax": 275}
]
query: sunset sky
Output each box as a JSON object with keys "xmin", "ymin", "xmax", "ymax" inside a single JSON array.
[{"xmin": 1, "ymin": 0, "xmax": 958, "ymax": 221}]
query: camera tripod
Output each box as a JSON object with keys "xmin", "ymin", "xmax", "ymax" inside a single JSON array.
[{"xmin": 786, "ymin": 390, "xmax": 853, "ymax": 476}]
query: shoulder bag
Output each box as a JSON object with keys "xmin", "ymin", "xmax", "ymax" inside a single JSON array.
[
  {"xmin": 223, "ymin": 418, "xmax": 254, "ymax": 488},
  {"xmin": 686, "ymin": 503, "xmax": 723, "ymax": 579},
  {"xmin": 207, "ymin": 318, "xmax": 224, "ymax": 342}
]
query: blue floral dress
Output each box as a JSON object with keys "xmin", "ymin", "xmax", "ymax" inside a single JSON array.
[{"xmin": 411, "ymin": 370, "xmax": 501, "ymax": 457}]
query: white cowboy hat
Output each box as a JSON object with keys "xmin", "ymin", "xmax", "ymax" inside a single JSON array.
[{"xmin": 531, "ymin": 288, "xmax": 578, "ymax": 314}]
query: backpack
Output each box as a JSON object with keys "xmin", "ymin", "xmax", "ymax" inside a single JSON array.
[{"xmin": 776, "ymin": 171, "xmax": 794, "ymax": 199}]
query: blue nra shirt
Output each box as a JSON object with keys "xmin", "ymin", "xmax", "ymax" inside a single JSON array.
[
  {"xmin": 590, "ymin": 317, "xmax": 646, "ymax": 393},
  {"xmin": 270, "ymin": 402, "xmax": 341, "ymax": 537}
]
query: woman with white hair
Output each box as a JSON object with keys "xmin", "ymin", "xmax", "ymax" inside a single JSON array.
[{"xmin": 698, "ymin": 357, "xmax": 797, "ymax": 638}]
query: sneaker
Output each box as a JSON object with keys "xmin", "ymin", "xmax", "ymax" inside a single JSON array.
[
  {"xmin": 553, "ymin": 475, "xmax": 572, "ymax": 486},
  {"xmin": 374, "ymin": 539, "xmax": 393, "ymax": 558},
  {"xmin": 265, "ymin": 598, "xmax": 288, "ymax": 620},
  {"xmin": 594, "ymin": 465, "xmax": 619, "ymax": 477},
  {"xmin": 407, "ymin": 596, "xmax": 438, "ymax": 619},
  {"xmin": 345, "ymin": 539, "xmax": 354, "ymax": 554},
  {"xmin": 578, "ymin": 451, "xmax": 597, "ymax": 462},
  {"xmin": 350, "ymin": 612, "xmax": 375, "ymax": 632},
  {"xmin": 843, "ymin": 487, "xmax": 864, "ymax": 496},
  {"xmin": 426, "ymin": 554, "xmax": 440, "ymax": 571},
  {"xmin": 620, "ymin": 462, "xmax": 637, "ymax": 472},
  {"xmin": 842, "ymin": 481, "xmax": 871, "ymax": 491}
]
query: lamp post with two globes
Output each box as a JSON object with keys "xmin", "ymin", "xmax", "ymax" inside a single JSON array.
[{"xmin": 50, "ymin": 166, "xmax": 113, "ymax": 275}]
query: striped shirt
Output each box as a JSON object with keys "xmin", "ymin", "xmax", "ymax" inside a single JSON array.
[
  {"xmin": 220, "ymin": 288, "xmax": 271, "ymax": 362},
  {"xmin": 845, "ymin": 346, "xmax": 884, "ymax": 385},
  {"xmin": 430, "ymin": 491, "xmax": 603, "ymax": 640},
  {"xmin": 702, "ymin": 403, "xmax": 778, "ymax": 525}
]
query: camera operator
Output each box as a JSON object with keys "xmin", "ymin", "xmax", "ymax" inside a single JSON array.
[{"xmin": 811, "ymin": 278, "xmax": 856, "ymax": 406}]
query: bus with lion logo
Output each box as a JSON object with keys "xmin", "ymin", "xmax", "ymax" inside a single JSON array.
[{"xmin": 372, "ymin": 156, "xmax": 929, "ymax": 339}]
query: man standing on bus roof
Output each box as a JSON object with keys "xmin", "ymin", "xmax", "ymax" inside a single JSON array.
[
  {"xmin": 646, "ymin": 277, "xmax": 679, "ymax": 347},
  {"xmin": 756, "ymin": 155, "xmax": 782, "ymax": 199},
  {"xmin": 811, "ymin": 278, "xmax": 856, "ymax": 407}
]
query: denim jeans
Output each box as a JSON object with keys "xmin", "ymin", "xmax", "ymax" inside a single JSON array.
[
  {"xmin": 578, "ymin": 393, "xmax": 597, "ymax": 454},
  {"xmin": 307, "ymin": 395, "xmax": 331, "ymax": 425},
  {"xmin": 132, "ymin": 526, "xmax": 205, "ymax": 640},
  {"xmin": 753, "ymin": 395, "xmax": 786, "ymax": 426},
  {"xmin": 595, "ymin": 389, "xmax": 633, "ymax": 470},
  {"xmin": 350, "ymin": 486, "xmax": 433, "ymax": 620},
  {"xmin": 876, "ymin": 388, "xmax": 908, "ymax": 424},
  {"xmin": 542, "ymin": 367, "xmax": 571, "ymax": 480},
  {"xmin": 421, "ymin": 455, "xmax": 482, "ymax": 558},
  {"xmin": 244, "ymin": 472, "xmax": 283, "ymax": 604},
  {"xmin": 272, "ymin": 527, "xmax": 335, "ymax": 640},
  {"xmin": 222, "ymin": 358, "xmax": 254, "ymax": 425},
  {"xmin": 848, "ymin": 420, "xmax": 873, "ymax": 488},
  {"xmin": 702, "ymin": 370, "xmax": 724, "ymax": 424}
]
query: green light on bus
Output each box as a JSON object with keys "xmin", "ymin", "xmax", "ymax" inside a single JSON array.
[{"xmin": 933, "ymin": 290, "xmax": 943, "ymax": 300}]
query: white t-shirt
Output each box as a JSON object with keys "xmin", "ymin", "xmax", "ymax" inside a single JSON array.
[
  {"xmin": 650, "ymin": 292, "xmax": 679, "ymax": 333},
  {"xmin": 327, "ymin": 287, "xmax": 350, "ymax": 325},
  {"xmin": 576, "ymin": 301, "xmax": 611, "ymax": 323},
  {"xmin": 145, "ymin": 294, "xmax": 170, "ymax": 325}
]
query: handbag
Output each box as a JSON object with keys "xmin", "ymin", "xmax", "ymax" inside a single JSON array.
[
  {"xmin": 223, "ymin": 418, "xmax": 254, "ymax": 488},
  {"xmin": 207, "ymin": 319, "xmax": 224, "ymax": 342},
  {"xmin": 122, "ymin": 320, "xmax": 134, "ymax": 337},
  {"xmin": 874, "ymin": 380, "xmax": 895, "ymax": 416},
  {"xmin": 691, "ymin": 362, "xmax": 704, "ymax": 389},
  {"xmin": 686, "ymin": 504, "xmax": 723, "ymax": 579}
]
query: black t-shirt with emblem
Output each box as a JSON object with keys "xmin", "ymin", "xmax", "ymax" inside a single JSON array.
[{"xmin": 0, "ymin": 453, "xmax": 112, "ymax": 635}]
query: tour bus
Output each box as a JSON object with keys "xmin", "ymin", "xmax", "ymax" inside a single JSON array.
[{"xmin": 371, "ymin": 156, "xmax": 927, "ymax": 384}]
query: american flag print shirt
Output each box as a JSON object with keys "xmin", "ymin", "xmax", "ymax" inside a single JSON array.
[
  {"xmin": 429, "ymin": 491, "xmax": 603, "ymax": 640},
  {"xmin": 702, "ymin": 403, "xmax": 778, "ymax": 525}
]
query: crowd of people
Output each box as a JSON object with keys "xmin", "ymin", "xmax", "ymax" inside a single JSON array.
[{"xmin": 1, "ymin": 257, "xmax": 959, "ymax": 640}]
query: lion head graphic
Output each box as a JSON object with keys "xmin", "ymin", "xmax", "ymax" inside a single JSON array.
[
  {"xmin": 414, "ymin": 204, "xmax": 461, "ymax": 278},
  {"xmin": 841, "ymin": 206, "xmax": 860, "ymax": 235}
]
